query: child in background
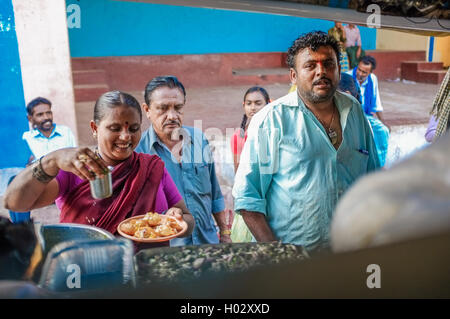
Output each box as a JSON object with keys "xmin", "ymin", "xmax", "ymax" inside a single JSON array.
[{"xmin": 230, "ymin": 86, "xmax": 270, "ymax": 243}]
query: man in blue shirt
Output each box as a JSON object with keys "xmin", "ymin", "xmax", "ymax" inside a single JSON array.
[
  {"xmin": 232, "ymin": 31, "xmax": 380, "ymax": 252},
  {"xmin": 136, "ymin": 76, "xmax": 231, "ymax": 246},
  {"xmin": 23, "ymin": 97, "xmax": 77, "ymax": 160},
  {"xmin": 346, "ymin": 56, "xmax": 390, "ymax": 167}
]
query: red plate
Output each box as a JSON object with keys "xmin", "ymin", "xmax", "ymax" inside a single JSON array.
[{"xmin": 117, "ymin": 214, "xmax": 188, "ymax": 243}]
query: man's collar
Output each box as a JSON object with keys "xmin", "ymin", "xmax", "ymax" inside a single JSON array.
[
  {"xmin": 284, "ymin": 91, "xmax": 301, "ymax": 107},
  {"xmin": 359, "ymin": 75, "xmax": 370, "ymax": 86},
  {"xmin": 289, "ymin": 88, "xmax": 352, "ymax": 114},
  {"xmin": 30, "ymin": 124, "xmax": 60, "ymax": 138},
  {"xmin": 148, "ymin": 125, "xmax": 193, "ymax": 149}
]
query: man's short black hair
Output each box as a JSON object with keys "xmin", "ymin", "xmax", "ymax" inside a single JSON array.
[
  {"xmin": 144, "ymin": 75, "xmax": 186, "ymax": 106},
  {"xmin": 286, "ymin": 31, "xmax": 341, "ymax": 69},
  {"xmin": 339, "ymin": 73, "xmax": 361, "ymax": 103},
  {"xmin": 26, "ymin": 97, "xmax": 52, "ymax": 116},
  {"xmin": 360, "ymin": 55, "xmax": 377, "ymax": 71}
]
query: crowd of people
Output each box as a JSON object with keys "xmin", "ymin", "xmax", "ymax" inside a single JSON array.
[
  {"xmin": 2, "ymin": 29, "xmax": 449, "ymax": 284},
  {"xmin": 3, "ymin": 30, "xmax": 380, "ymax": 252}
]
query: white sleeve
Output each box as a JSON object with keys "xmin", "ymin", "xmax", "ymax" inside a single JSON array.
[
  {"xmin": 372, "ymin": 74, "xmax": 383, "ymax": 112},
  {"xmin": 67, "ymin": 127, "xmax": 77, "ymax": 147}
]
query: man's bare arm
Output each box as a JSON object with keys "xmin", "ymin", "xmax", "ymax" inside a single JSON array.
[
  {"xmin": 213, "ymin": 210, "xmax": 232, "ymax": 243},
  {"xmin": 241, "ymin": 210, "xmax": 277, "ymax": 242},
  {"xmin": 375, "ymin": 111, "xmax": 391, "ymax": 132}
]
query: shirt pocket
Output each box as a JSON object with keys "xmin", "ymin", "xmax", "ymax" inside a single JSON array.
[
  {"xmin": 187, "ymin": 163, "xmax": 212, "ymax": 195},
  {"xmin": 345, "ymin": 149, "xmax": 369, "ymax": 179}
]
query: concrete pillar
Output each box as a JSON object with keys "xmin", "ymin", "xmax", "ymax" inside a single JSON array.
[{"xmin": 12, "ymin": 0, "xmax": 78, "ymax": 142}]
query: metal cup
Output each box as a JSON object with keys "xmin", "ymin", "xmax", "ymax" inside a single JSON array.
[{"xmin": 90, "ymin": 166, "xmax": 113, "ymax": 199}]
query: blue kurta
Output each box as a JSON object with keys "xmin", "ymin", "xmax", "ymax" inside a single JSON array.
[{"xmin": 232, "ymin": 91, "xmax": 380, "ymax": 250}]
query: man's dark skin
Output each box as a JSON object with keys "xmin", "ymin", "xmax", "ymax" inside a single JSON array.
[{"xmin": 28, "ymin": 102, "xmax": 55, "ymax": 138}]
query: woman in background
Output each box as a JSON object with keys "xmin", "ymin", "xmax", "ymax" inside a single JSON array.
[{"xmin": 230, "ymin": 86, "xmax": 270, "ymax": 243}]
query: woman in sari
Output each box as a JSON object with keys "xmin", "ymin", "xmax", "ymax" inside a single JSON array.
[{"xmin": 4, "ymin": 91, "xmax": 195, "ymax": 246}]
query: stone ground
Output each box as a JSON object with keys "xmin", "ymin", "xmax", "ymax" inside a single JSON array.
[
  {"xmin": 0, "ymin": 79, "xmax": 441, "ymax": 224},
  {"xmin": 74, "ymin": 80, "xmax": 439, "ymax": 146}
]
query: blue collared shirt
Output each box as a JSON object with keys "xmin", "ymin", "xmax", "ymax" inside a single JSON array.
[
  {"xmin": 136, "ymin": 125, "xmax": 225, "ymax": 246},
  {"xmin": 22, "ymin": 124, "xmax": 77, "ymax": 159},
  {"xmin": 232, "ymin": 91, "xmax": 380, "ymax": 251}
]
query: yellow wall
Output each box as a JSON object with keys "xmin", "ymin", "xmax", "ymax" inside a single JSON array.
[
  {"xmin": 434, "ymin": 36, "xmax": 450, "ymax": 67},
  {"xmin": 376, "ymin": 29, "xmax": 428, "ymax": 51}
]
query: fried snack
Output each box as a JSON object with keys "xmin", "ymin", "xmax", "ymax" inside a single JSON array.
[
  {"xmin": 168, "ymin": 219, "xmax": 183, "ymax": 232},
  {"xmin": 134, "ymin": 219, "xmax": 148, "ymax": 228},
  {"xmin": 143, "ymin": 212, "xmax": 162, "ymax": 226},
  {"xmin": 120, "ymin": 212, "xmax": 183, "ymax": 240},
  {"xmin": 134, "ymin": 227, "xmax": 158, "ymax": 239},
  {"xmin": 120, "ymin": 222, "xmax": 137, "ymax": 236},
  {"xmin": 155, "ymin": 224, "xmax": 177, "ymax": 237}
]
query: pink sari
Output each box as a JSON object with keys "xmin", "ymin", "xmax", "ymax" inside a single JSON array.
[{"xmin": 60, "ymin": 152, "xmax": 165, "ymax": 235}]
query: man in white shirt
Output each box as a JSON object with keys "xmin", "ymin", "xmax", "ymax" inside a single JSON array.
[
  {"xmin": 9, "ymin": 97, "xmax": 77, "ymax": 223},
  {"xmin": 346, "ymin": 56, "xmax": 390, "ymax": 167},
  {"xmin": 23, "ymin": 97, "xmax": 77, "ymax": 161}
]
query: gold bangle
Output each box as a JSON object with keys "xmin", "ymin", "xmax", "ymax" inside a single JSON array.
[
  {"xmin": 220, "ymin": 229, "xmax": 231, "ymax": 236},
  {"xmin": 32, "ymin": 156, "xmax": 57, "ymax": 183}
]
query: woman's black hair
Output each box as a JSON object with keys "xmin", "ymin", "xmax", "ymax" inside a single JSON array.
[
  {"xmin": 286, "ymin": 31, "xmax": 341, "ymax": 70},
  {"xmin": 240, "ymin": 86, "xmax": 270, "ymax": 137},
  {"xmin": 339, "ymin": 73, "xmax": 361, "ymax": 103},
  {"xmin": 93, "ymin": 91, "xmax": 142, "ymax": 123},
  {"xmin": 0, "ymin": 217, "xmax": 37, "ymax": 280},
  {"xmin": 144, "ymin": 75, "xmax": 186, "ymax": 105},
  {"xmin": 26, "ymin": 97, "xmax": 52, "ymax": 116}
]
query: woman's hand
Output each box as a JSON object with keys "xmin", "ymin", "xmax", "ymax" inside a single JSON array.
[
  {"xmin": 47, "ymin": 147, "xmax": 109, "ymax": 181},
  {"xmin": 165, "ymin": 207, "xmax": 184, "ymax": 221},
  {"xmin": 168, "ymin": 200, "xmax": 195, "ymax": 238}
]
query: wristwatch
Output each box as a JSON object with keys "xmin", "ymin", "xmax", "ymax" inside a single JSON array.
[{"xmin": 220, "ymin": 229, "xmax": 231, "ymax": 236}]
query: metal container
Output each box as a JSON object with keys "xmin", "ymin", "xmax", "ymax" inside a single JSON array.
[{"xmin": 90, "ymin": 166, "xmax": 113, "ymax": 199}]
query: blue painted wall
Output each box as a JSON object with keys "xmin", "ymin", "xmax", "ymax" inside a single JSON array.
[
  {"xmin": 67, "ymin": 0, "xmax": 376, "ymax": 57},
  {"xmin": 0, "ymin": 0, "xmax": 30, "ymax": 168}
]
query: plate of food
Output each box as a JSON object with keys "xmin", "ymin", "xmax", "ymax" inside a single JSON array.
[{"xmin": 117, "ymin": 212, "xmax": 188, "ymax": 243}]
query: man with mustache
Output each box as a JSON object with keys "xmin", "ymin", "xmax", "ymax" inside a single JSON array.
[
  {"xmin": 10, "ymin": 97, "xmax": 77, "ymax": 223},
  {"xmin": 23, "ymin": 97, "xmax": 77, "ymax": 161},
  {"xmin": 232, "ymin": 31, "xmax": 380, "ymax": 253},
  {"xmin": 137, "ymin": 76, "xmax": 231, "ymax": 246},
  {"xmin": 346, "ymin": 55, "xmax": 390, "ymax": 167}
]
